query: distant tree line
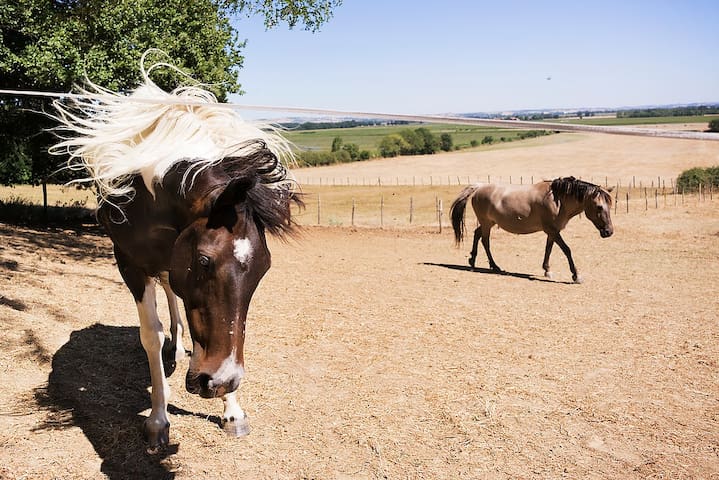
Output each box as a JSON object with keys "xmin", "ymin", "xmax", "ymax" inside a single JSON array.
[
  {"xmin": 295, "ymin": 136, "xmax": 371, "ymax": 167},
  {"xmin": 617, "ymin": 105, "xmax": 719, "ymax": 118},
  {"xmin": 282, "ymin": 120, "xmax": 410, "ymax": 130},
  {"xmin": 378, "ymin": 127, "xmax": 453, "ymax": 158},
  {"xmin": 676, "ymin": 166, "xmax": 719, "ymax": 192}
]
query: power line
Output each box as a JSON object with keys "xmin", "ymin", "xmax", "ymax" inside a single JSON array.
[{"xmin": 0, "ymin": 88, "xmax": 717, "ymax": 141}]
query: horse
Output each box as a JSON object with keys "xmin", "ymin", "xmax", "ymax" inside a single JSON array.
[
  {"xmin": 450, "ymin": 177, "xmax": 613, "ymax": 283},
  {"xmin": 51, "ymin": 66, "xmax": 300, "ymax": 452}
]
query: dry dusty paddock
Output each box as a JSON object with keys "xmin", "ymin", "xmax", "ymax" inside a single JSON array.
[{"xmin": 0, "ymin": 197, "xmax": 718, "ymax": 479}]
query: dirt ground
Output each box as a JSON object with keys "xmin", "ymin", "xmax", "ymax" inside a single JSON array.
[{"xmin": 1, "ymin": 132, "xmax": 718, "ymax": 479}]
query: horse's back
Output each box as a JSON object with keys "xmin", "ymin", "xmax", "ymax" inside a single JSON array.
[{"xmin": 470, "ymin": 182, "xmax": 553, "ymax": 234}]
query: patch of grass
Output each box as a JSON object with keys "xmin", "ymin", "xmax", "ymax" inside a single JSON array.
[{"xmin": 283, "ymin": 123, "xmax": 552, "ymax": 153}]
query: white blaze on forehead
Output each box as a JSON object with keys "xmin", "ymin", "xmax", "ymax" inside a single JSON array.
[{"xmin": 233, "ymin": 237, "xmax": 252, "ymax": 263}]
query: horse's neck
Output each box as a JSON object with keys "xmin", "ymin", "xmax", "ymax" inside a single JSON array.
[{"xmin": 558, "ymin": 194, "xmax": 584, "ymax": 218}]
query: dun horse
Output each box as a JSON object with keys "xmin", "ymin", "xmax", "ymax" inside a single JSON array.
[
  {"xmin": 51, "ymin": 65, "xmax": 300, "ymax": 451},
  {"xmin": 450, "ymin": 177, "xmax": 614, "ymax": 283}
]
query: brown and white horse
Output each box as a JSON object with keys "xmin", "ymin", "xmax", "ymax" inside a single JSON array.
[
  {"xmin": 450, "ymin": 177, "xmax": 613, "ymax": 283},
  {"xmin": 51, "ymin": 67, "xmax": 299, "ymax": 452}
]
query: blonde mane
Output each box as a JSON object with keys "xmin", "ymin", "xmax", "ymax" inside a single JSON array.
[{"xmin": 50, "ymin": 56, "xmax": 294, "ymax": 204}]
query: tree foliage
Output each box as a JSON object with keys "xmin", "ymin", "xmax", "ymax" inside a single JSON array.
[
  {"xmin": 676, "ymin": 166, "xmax": 719, "ymax": 192},
  {"xmin": 378, "ymin": 128, "xmax": 443, "ymax": 158},
  {"xmin": 0, "ymin": 0, "xmax": 341, "ymax": 185}
]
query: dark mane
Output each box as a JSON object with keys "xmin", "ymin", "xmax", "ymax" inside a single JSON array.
[
  {"xmin": 551, "ymin": 176, "xmax": 613, "ymax": 206},
  {"xmin": 220, "ymin": 142, "xmax": 303, "ymax": 238}
]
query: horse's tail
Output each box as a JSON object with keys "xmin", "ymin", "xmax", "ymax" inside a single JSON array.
[{"xmin": 450, "ymin": 185, "xmax": 477, "ymax": 246}]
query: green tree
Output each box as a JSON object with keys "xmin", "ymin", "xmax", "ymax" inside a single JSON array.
[
  {"xmin": 440, "ymin": 133, "xmax": 453, "ymax": 152},
  {"xmin": 0, "ymin": 0, "xmax": 341, "ymax": 189},
  {"xmin": 708, "ymin": 119, "xmax": 719, "ymax": 133},
  {"xmin": 415, "ymin": 127, "xmax": 439, "ymax": 154},
  {"xmin": 331, "ymin": 136, "xmax": 343, "ymax": 152},
  {"xmin": 341, "ymin": 142, "xmax": 359, "ymax": 160},
  {"xmin": 378, "ymin": 134, "xmax": 409, "ymax": 158}
]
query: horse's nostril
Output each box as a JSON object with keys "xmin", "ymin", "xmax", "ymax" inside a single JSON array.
[{"xmin": 197, "ymin": 373, "xmax": 211, "ymax": 390}]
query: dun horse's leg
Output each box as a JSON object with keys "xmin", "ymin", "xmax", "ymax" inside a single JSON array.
[
  {"xmin": 159, "ymin": 272, "xmax": 186, "ymax": 373},
  {"xmin": 469, "ymin": 227, "xmax": 481, "ymax": 268},
  {"xmin": 480, "ymin": 225, "xmax": 502, "ymax": 272},
  {"xmin": 221, "ymin": 391, "xmax": 250, "ymax": 437},
  {"xmin": 554, "ymin": 233, "xmax": 581, "ymax": 283},
  {"xmin": 543, "ymin": 236, "xmax": 555, "ymax": 279},
  {"xmin": 136, "ymin": 278, "xmax": 172, "ymax": 452}
]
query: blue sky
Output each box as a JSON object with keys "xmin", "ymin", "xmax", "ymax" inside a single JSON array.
[{"xmin": 230, "ymin": 1, "xmax": 718, "ymax": 117}]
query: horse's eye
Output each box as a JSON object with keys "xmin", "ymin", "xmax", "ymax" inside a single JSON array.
[{"xmin": 198, "ymin": 255, "xmax": 211, "ymax": 268}]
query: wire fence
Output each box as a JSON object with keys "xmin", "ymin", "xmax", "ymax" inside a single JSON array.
[{"xmin": 295, "ymin": 174, "xmax": 678, "ymax": 189}]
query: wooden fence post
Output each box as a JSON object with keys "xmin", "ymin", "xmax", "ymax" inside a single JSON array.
[
  {"xmin": 409, "ymin": 197, "xmax": 414, "ymax": 225},
  {"xmin": 380, "ymin": 195, "xmax": 384, "ymax": 228},
  {"xmin": 317, "ymin": 194, "xmax": 321, "ymax": 225},
  {"xmin": 437, "ymin": 199, "xmax": 443, "ymax": 233},
  {"xmin": 626, "ymin": 192, "xmax": 629, "ymax": 213},
  {"xmin": 351, "ymin": 198, "xmax": 355, "ymax": 227}
]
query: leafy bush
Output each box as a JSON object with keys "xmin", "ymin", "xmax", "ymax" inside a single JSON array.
[
  {"xmin": 708, "ymin": 119, "xmax": 719, "ymax": 132},
  {"xmin": 676, "ymin": 166, "xmax": 719, "ymax": 192},
  {"xmin": 517, "ymin": 130, "xmax": 550, "ymax": 140},
  {"xmin": 440, "ymin": 133, "xmax": 453, "ymax": 152},
  {"xmin": 378, "ymin": 127, "xmax": 441, "ymax": 157}
]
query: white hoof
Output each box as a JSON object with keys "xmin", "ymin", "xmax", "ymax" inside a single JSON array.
[{"xmin": 222, "ymin": 414, "xmax": 250, "ymax": 437}]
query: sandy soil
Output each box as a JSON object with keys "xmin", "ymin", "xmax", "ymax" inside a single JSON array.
[{"xmin": 1, "ymin": 132, "xmax": 718, "ymax": 479}]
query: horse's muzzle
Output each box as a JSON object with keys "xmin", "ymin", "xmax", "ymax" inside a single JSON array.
[
  {"xmin": 600, "ymin": 229, "xmax": 613, "ymax": 238},
  {"xmin": 186, "ymin": 370, "xmax": 239, "ymax": 398}
]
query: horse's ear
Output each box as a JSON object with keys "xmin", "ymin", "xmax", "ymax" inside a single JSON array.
[
  {"xmin": 212, "ymin": 177, "xmax": 255, "ymax": 210},
  {"xmin": 606, "ymin": 186, "xmax": 615, "ymax": 193}
]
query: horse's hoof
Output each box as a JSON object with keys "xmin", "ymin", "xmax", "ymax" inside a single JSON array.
[
  {"xmin": 222, "ymin": 415, "xmax": 251, "ymax": 437},
  {"xmin": 544, "ymin": 271, "xmax": 554, "ymax": 280},
  {"xmin": 573, "ymin": 275, "xmax": 583, "ymax": 284},
  {"xmin": 143, "ymin": 419, "xmax": 170, "ymax": 454},
  {"xmin": 468, "ymin": 258, "xmax": 476, "ymax": 268}
]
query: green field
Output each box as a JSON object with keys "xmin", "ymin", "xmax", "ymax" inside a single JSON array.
[
  {"xmin": 282, "ymin": 114, "xmax": 713, "ymax": 154},
  {"xmin": 546, "ymin": 114, "xmax": 715, "ymax": 127},
  {"xmin": 282, "ymin": 123, "xmax": 543, "ymax": 152}
]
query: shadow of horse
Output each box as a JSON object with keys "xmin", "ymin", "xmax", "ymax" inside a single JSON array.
[
  {"xmin": 422, "ymin": 262, "xmax": 574, "ymax": 284},
  {"xmin": 33, "ymin": 324, "xmax": 218, "ymax": 479}
]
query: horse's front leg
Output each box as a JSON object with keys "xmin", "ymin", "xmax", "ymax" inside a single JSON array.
[
  {"xmin": 221, "ymin": 391, "xmax": 250, "ymax": 437},
  {"xmin": 136, "ymin": 278, "xmax": 172, "ymax": 452},
  {"xmin": 553, "ymin": 233, "xmax": 582, "ymax": 283},
  {"xmin": 159, "ymin": 272, "xmax": 186, "ymax": 375},
  {"xmin": 543, "ymin": 236, "xmax": 554, "ymax": 279}
]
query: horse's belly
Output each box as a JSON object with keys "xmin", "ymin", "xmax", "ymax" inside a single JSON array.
[{"xmin": 495, "ymin": 214, "xmax": 543, "ymax": 235}]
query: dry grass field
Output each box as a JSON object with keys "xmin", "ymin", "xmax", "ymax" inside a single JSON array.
[{"xmin": 0, "ymin": 131, "xmax": 718, "ymax": 479}]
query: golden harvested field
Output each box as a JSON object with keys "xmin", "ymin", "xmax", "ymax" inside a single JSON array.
[{"xmin": 0, "ymin": 131, "xmax": 718, "ymax": 479}]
